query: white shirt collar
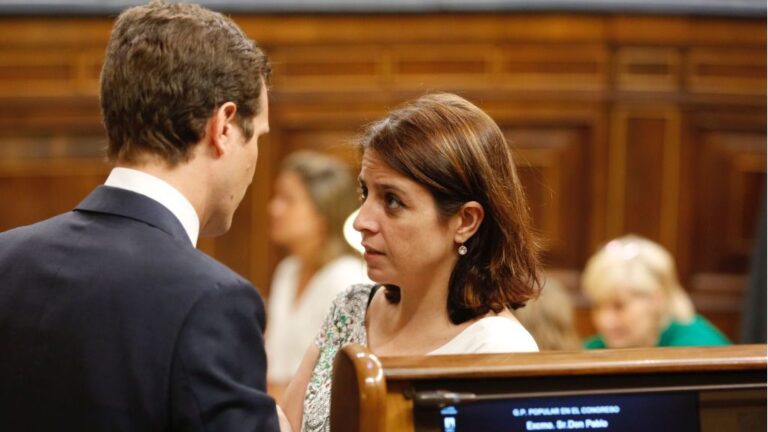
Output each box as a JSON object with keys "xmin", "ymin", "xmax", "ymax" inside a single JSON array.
[{"xmin": 104, "ymin": 167, "xmax": 200, "ymax": 246}]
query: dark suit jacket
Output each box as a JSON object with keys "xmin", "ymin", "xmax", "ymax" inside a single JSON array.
[{"xmin": 0, "ymin": 186, "xmax": 279, "ymax": 431}]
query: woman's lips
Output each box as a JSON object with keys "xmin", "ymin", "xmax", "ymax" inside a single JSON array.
[{"xmin": 362, "ymin": 244, "xmax": 384, "ymax": 259}]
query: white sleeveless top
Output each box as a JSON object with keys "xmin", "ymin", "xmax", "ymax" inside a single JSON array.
[{"xmin": 428, "ymin": 315, "xmax": 538, "ymax": 355}]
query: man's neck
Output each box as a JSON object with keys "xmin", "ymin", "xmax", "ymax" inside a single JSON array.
[
  {"xmin": 112, "ymin": 156, "xmax": 209, "ymax": 246},
  {"xmin": 115, "ymin": 159, "xmax": 206, "ymax": 224}
]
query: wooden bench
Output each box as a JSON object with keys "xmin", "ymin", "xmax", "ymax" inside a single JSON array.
[{"xmin": 331, "ymin": 344, "xmax": 767, "ymax": 431}]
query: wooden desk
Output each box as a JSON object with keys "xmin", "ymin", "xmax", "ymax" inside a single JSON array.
[{"xmin": 331, "ymin": 344, "xmax": 767, "ymax": 431}]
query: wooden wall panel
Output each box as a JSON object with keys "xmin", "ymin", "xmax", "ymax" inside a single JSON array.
[
  {"xmin": 393, "ymin": 44, "xmax": 489, "ymax": 90},
  {"xmin": 272, "ymin": 46, "xmax": 384, "ymax": 93},
  {"xmin": 695, "ymin": 130, "xmax": 766, "ymax": 273},
  {"xmin": 615, "ymin": 47, "xmax": 681, "ymax": 92},
  {"xmin": 0, "ymin": 49, "xmax": 103, "ymax": 98},
  {"xmin": 500, "ymin": 44, "xmax": 608, "ymax": 91},
  {"xmin": 506, "ymin": 126, "xmax": 591, "ymax": 268},
  {"xmin": 678, "ymin": 110, "xmax": 766, "ymax": 341},
  {"xmin": 276, "ymin": 127, "xmax": 363, "ymax": 167},
  {"xmin": 689, "ymin": 273, "xmax": 748, "ymax": 342},
  {"xmin": 0, "ymin": 159, "xmax": 107, "ymax": 231},
  {"xmin": 608, "ymin": 106, "xmax": 682, "ymax": 254},
  {"xmin": 0, "ymin": 13, "xmax": 764, "ymax": 341},
  {"xmin": 687, "ymin": 48, "xmax": 766, "ymax": 95},
  {"xmin": 272, "ymin": 43, "xmax": 610, "ymax": 95}
]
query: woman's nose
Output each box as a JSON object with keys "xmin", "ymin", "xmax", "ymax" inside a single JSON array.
[
  {"xmin": 353, "ymin": 201, "xmax": 377, "ymax": 234},
  {"xmin": 595, "ymin": 309, "xmax": 618, "ymax": 331}
]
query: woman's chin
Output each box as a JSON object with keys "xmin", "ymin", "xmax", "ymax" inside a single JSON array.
[{"xmin": 366, "ymin": 271, "xmax": 392, "ymax": 286}]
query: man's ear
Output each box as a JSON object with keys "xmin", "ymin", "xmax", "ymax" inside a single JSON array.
[
  {"xmin": 453, "ymin": 201, "xmax": 484, "ymax": 244},
  {"xmin": 206, "ymin": 102, "xmax": 238, "ymax": 157}
]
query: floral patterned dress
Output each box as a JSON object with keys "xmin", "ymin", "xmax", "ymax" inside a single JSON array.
[{"xmin": 301, "ymin": 284, "xmax": 374, "ymax": 432}]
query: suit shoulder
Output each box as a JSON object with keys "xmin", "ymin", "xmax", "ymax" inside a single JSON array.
[
  {"xmin": 0, "ymin": 213, "xmax": 74, "ymax": 256},
  {"xmin": 0, "ymin": 212, "xmax": 72, "ymax": 238},
  {"xmin": 160, "ymin": 246, "xmax": 259, "ymax": 301},
  {"xmin": 187, "ymin": 248, "xmax": 249, "ymax": 284}
]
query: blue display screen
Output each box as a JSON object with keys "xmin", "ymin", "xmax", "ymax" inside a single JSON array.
[{"xmin": 439, "ymin": 391, "xmax": 699, "ymax": 432}]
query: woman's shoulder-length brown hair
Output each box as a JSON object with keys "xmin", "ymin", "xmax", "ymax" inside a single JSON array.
[{"xmin": 360, "ymin": 92, "xmax": 541, "ymax": 324}]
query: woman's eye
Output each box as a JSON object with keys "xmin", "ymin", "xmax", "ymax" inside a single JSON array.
[
  {"xmin": 385, "ymin": 193, "xmax": 402, "ymax": 210},
  {"xmin": 359, "ymin": 186, "xmax": 368, "ymax": 202}
]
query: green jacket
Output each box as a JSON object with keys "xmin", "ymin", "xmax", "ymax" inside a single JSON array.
[{"xmin": 584, "ymin": 314, "xmax": 731, "ymax": 349}]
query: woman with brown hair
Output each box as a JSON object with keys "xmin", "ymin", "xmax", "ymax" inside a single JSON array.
[{"xmin": 281, "ymin": 93, "xmax": 541, "ymax": 432}]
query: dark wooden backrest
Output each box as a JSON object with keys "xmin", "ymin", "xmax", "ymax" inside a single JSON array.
[{"xmin": 331, "ymin": 344, "xmax": 767, "ymax": 432}]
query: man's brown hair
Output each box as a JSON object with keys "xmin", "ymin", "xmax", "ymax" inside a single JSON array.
[
  {"xmin": 361, "ymin": 93, "xmax": 541, "ymax": 325},
  {"xmin": 100, "ymin": 1, "xmax": 271, "ymax": 165}
]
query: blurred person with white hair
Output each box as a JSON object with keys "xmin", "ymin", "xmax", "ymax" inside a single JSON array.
[{"xmin": 581, "ymin": 235, "xmax": 729, "ymax": 349}]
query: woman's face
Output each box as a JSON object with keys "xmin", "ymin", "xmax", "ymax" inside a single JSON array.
[
  {"xmin": 591, "ymin": 287, "xmax": 664, "ymax": 348},
  {"xmin": 353, "ymin": 151, "xmax": 458, "ymax": 289},
  {"xmin": 268, "ymin": 171, "xmax": 325, "ymax": 250}
]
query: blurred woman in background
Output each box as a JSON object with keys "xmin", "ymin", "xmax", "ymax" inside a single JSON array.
[
  {"xmin": 266, "ymin": 150, "xmax": 368, "ymax": 392},
  {"xmin": 514, "ymin": 276, "xmax": 581, "ymax": 351},
  {"xmin": 581, "ymin": 234, "xmax": 729, "ymax": 349}
]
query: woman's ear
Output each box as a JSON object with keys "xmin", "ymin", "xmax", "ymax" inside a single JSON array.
[
  {"xmin": 454, "ymin": 201, "xmax": 484, "ymax": 244},
  {"xmin": 206, "ymin": 102, "xmax": 238, "ymax": 157}
]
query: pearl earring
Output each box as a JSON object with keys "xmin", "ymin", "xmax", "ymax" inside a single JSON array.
[{"xmin": 458, "ymin": 244, "xmax": 468, "ymax": 256}]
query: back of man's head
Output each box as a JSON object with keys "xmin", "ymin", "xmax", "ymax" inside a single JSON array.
[{"xmin": 100, "ymin": 1, "xmax": 271, "ymax": 166}]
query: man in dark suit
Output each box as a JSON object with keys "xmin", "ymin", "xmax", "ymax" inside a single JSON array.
[{"xmin": 0, "ymin": 2, "xmax": 284, "ymax": 431}]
